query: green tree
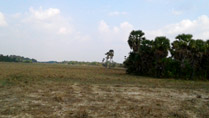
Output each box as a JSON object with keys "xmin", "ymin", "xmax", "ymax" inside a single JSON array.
[
  {"xmin": 170, "ymin": 34, "xmax": 193, "ymax": 78},
  {"xmin": 153, "ymin": 36, "xmax": 170, "ymax": 77},
  {"xmin": 128, "ymin": 30, "xmax": 145, "ymax": 53},
  {"xmin": 125, "ymin": 30, "xmax": 208, "ymax": 80}
]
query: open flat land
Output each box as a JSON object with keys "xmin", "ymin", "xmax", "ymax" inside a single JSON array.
[{"xmin": 0, "ymin": 62, "xmax": 208, "ymax": 118}]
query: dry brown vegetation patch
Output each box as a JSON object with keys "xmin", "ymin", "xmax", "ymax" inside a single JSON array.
[{"xmin": 0, "ymin": 63, "xmax": 208, "ymax": 118}]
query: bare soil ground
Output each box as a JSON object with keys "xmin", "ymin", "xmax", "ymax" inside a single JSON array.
[{"xmin": 0, "ymin": 63, "xmax": 208, "ymax": 118}]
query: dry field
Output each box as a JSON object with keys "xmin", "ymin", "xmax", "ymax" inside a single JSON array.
[{"xmin": 0, "ymin": 62, "xmax": 208, "ymax": 118}]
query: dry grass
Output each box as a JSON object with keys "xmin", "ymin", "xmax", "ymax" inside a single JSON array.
[{"xmin": 0, "ymin": 62, "xmax": 208, "ymax": 118}]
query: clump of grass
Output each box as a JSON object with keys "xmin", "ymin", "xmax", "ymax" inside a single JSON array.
[
  {"xmin": 66, "ymin": 110, "xmax": 89, "ymax": 118},
  {"xmin": 74, "ymin": 110, "xmax": 89, "ymax": 118},
  {"xmin": 170, "ymin": 111, "xmax": 188, "ymax": 118}
]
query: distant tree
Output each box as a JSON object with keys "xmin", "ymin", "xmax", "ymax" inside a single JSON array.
[
  {"xmin": 124, "ymin": 56, "xmax": 127, "ymax": 61},
  {"xmin": 0, "ymin": 54, "xmax": 37, "ymax": 63},
  {"xmin": 102, "ymin": 58, "xmax": 105, "ymax": 63},
  {"xmin": 104, "ymin": 49, "xmax": 114, "ymax": 68}
]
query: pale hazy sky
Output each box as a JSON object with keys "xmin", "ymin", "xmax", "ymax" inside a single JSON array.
[{"xmin": 0, "ymin": 0, "xmax": 209, "ymax": 62}]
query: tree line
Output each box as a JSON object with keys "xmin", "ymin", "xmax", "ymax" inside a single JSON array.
[
  {"xmin": 124, "ymin": 30, "xmax": 209, "ymax": 80},
  {"xmin": 0, "ymin": 54, "xmax": 37, "ymax": 63}
]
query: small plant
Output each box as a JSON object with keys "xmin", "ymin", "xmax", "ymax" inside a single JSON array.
[{"xmin": 74, "ymin": 110, "xmax": 89, "ymax": 118}]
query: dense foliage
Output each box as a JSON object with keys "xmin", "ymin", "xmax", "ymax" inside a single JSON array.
[
  {"xmin": 124, "ymin": 30, "xmax": 209, "ymax": 80},
  {"xmin": 0, "ymin": 54, "xmax": 37, "ymax": 63}
]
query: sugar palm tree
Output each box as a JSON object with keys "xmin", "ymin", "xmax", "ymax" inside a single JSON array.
[
  {"xmin": 153, "ymin": 36, "xmax": 170, "ymax": 77},
  {"xmin": 188, "ymin": 39, "xmax": 207, "ymax": 79},
  {"xmin": 128, "ymin": 30, "xmax": 145, "ymax": 53},
  {"xmin": 105, "ymin": 49, "xmax": 114, "ymax": 68}
]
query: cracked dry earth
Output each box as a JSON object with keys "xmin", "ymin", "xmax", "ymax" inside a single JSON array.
[{"xmin": 0, "ymin": 83, "xmax": 208, "ymax": 118}]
